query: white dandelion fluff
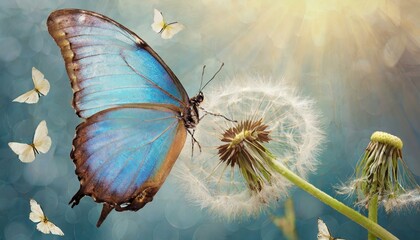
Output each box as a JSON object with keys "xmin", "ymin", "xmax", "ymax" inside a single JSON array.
[{"xmin": 175, "ymin": 74, "xmax": 324, "ymax": 220}]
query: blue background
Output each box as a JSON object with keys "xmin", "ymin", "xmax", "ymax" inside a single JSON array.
[{"xmin": 1, "ymin": 0, "xmax": 419, "ymax": 239}]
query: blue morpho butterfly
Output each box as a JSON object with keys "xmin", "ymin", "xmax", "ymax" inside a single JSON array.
[{"xmin": 47, "ymin": 9, "xmax": 227, "ymax": 227}]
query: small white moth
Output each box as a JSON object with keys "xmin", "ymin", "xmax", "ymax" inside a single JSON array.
[
  {"xmin": 151, "ymin": 9, "xmax": 184, "ymax": 39},
  {"xmin": 29, "ymin": 199, "xmax": 64, "ymax": 236},
  {"xmin": 8, "ymin": 120, "xmax": 51, "ymax": 163},
  {"xmin": 13, "ymin": 67, "xmax": 50, "ymax": 104},
  {"xmin": 317, "ymin": 218, "xmax": 345, "ymax": 240}
]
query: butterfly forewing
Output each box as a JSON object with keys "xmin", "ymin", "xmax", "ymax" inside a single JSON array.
[
  {"xmin": 151, "ymin": 9, "xmax": 165, "ymax": 33},
  {"xmin": 47, "ymin": 9, "xmax": 189, "ymax": 119},
  {"xmin": 32, "ymin": 67, "xmax": 50, "ymax": 96},
  {"xmin": 29, "ymin": 199, "xmax": 44, "ymax": 223}
]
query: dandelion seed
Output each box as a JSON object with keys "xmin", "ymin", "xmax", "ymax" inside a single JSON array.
[
  {"xmin": 338, "ymin": 131, "xmax": 420, "ymax": 212},
  {"xmin": 176, "ymin": 75, "xmax": 324, "ymax": 220}
]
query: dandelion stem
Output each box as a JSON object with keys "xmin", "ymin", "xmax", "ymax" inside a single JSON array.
[
  {"xmin": 271, "ymin": 161, "xmax": 398, "ymax": 240},
  {"xmin": 368, "ymin": 194, "xmax": 379, "ymax": 240}
]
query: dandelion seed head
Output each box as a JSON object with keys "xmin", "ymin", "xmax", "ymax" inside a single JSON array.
[
  {"xmin": 217, "ymin": 119, "xmax": 274, "ymax": 192},
  {"xmin": 176, "ymin": 75, "xmax": 324, "ymax": 220}
]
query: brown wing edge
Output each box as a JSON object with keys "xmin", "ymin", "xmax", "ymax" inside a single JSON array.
[
  {"xmin": 68, "ymin": 104, "xmax": 187, "ymax": 227},
  {"xmin": 46, "ymin": 8, "xmax": 189, "ymax": 118}
]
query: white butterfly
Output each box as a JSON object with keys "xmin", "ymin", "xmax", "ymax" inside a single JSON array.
[
  {"xmin": 151, "ymin": 9, "xmax": 184, "ymax": 39},
  {"xmin": 29, "ymin": 199, "xmax": 64, "ymax": 236},
  {"xmin": 317, "ymin": 218, "xmax": 345, "ymax": 240},
  {"xmin": 8, "ymin": 120, "xmax": 52, "ymax": 163},
  {"xmin": 13, "ymin": 67, "xmax": 50, "ymax": 104}
]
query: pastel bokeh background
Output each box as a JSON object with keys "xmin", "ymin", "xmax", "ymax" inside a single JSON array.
[{"xmin": 1, "ymin": 0, "xmax": 419, "ymax": 239}]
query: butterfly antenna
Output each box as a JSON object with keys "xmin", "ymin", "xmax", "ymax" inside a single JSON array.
[
  {"xmin": 201, "ymin": 62, "xmax": 224, "ymax": 91},
  {"xmin": 199, "ymin": 65, "xmax": 206, "ymax": 91}
]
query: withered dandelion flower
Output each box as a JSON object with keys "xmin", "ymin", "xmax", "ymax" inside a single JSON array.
[{"xmin": 338, "ymin": 131, "xmax": 420, "ymax": 212}]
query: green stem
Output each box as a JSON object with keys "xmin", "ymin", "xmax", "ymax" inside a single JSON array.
[
  {"xmin": 271, "ymin": 161, "xmax": 398, "ymax": 240},
  {"xmin": 368, "ymin": 194, "xmax": 379, "ymax": 240}
]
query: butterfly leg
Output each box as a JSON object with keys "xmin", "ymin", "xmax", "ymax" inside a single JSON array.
[
  {"xmin": 190, "ymin": 129, "xmax": 194, "ymax": 158},
  {"xmin": 186, "ymin": 128, "xmax": 201, "ymax": 157},
  {"xmin": 199, "ymin": 107, "xmax": 236, "ymax": 123},
  {"xmin": 199, "ymin": 113, "xmax": 208, "ymax": 121}
]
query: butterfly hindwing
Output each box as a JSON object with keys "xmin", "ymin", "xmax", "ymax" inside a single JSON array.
[
  {"xmin": 44, "ymin": 221, "xmax": 64, "ymax": 236},
  {"xmin": 161, "ymin": 23, "xmax": 184, "ymax": 39},
  {"xmin": 47, "ymin": 9, "xmax": 188, "ymax": 119},
  {"xmin": 69, "ymin": 105, "xmax": 187, "ymax": 224}
]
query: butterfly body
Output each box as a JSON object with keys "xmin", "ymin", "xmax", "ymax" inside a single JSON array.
[
  {"xmin": 47, "ymin": 9, "xmax": 201, "ymax": 226},
  {"xmin": 184, "ymin": 91, "xmax": 204, "ymax": 128},
  {"xmin": 30, "ymin": 143, "xmax": 40, "ymax": 155}
]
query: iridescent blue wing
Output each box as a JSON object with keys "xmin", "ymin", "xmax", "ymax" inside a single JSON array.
[
  {"xmin": 70, "ymin": 104, "xmax": 186, "ymax": 226},
  {"xmin": 47, "ymin": 9, "xmax": 190, "ymax": 226},
  {"xmin": 47, "ymin": 9, "xmax": 189, "ymax": 118}
]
